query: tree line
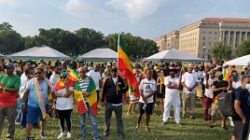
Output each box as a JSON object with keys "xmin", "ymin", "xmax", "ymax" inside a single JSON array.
[
  {"xmin": 0, "ymin": 22, "xmax": 158, "ymax": 59},
  {"xmin": 211, "ymin": 41, "xmax": 250, "ymax": 61}
]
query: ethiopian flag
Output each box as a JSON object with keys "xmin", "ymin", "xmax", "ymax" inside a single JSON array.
[
  {"xmin": 74, "ymin": 77, "xmax": 97, "ymax": 117},
  {"xmin": 118, "ymin": 35, "xmax": 140, "ymax": 97},
  {"xmin": 73, "ymin": 83, "xmax": 88, "ymax": 115},
  {"xmin": 67, "ymin": 66, "xmax": 79, "ymax": 82}
]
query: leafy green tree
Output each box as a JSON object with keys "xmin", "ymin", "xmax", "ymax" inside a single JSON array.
[
  {"xmin": 236, "ymin": 40, "xmax": 250, "ymax": 57},
  {"xmin": 75, "ymin": 28, "xmax": 106, "ymax": 55},
  {"xmin": 0, "ymin": 22, "xmax": 24, "ymax": 54},
  {"xmin": 211, "ymin": 42, "xmax": 232, "ymax": 60},
  {"xmin": 0, "ymin": 22, "xmax": 13, "ymax": 31},
  {"xmin": 105, "ymin": 33, "xmax": 158, "ymax": 59}
]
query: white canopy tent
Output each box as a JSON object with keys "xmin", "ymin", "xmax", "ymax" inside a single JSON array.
[
  {"xmin": 145, "ymin": 48, "xmax": 203, "ymax": 61},
  {"xmin": 78, "ymin": 48, "xmax": 117, "ymax": 61},
  {"xmin": 0, "ymin": 53, "xmax": 4, "ymax": 57},
  {"xmin": 9, "ymin": 45, "xmax": 71, "ymax": 60},
  {"xmin": 224, "ymin": 54, "xmax": 250, "ymax": 66}
]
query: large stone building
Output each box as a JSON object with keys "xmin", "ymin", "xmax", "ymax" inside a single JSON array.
[
  {"xmin": 154, "ymin": 35, "xmax": 167, "ymax": 51},
  {"xmin": 155, "ymin": 18, "xmax": 250, "ymax": 59}
]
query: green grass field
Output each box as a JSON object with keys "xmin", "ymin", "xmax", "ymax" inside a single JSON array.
[{"xmin": 2, "ymin": 101, "xmax": 232, "ymax": 140}]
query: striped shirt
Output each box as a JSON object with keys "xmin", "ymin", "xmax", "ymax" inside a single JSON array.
[{"xmin": 79, "ymin": 77, "xmax": 90, "ymax": 102}]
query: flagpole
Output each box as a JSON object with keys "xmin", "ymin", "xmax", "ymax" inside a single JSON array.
[
  {"xmin": 117, "ymin": 33, "xmax": 120, "ymax": 65},
  {"xmin": 117, "ymin": 34, "xmax": 120, "ymax": 95}
]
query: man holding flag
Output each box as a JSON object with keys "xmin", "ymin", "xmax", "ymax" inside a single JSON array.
[
  {"xmin": 77, "ymin": 66, "xmax": 100, "ymax": 140},
  {"xmin": 101, "ymin": 67, "xmax": 128, "ymax": 138}
]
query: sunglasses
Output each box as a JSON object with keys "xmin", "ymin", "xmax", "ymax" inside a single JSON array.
[
  {"xmin": 35, "ymin": 72, "xmax": 42, "ymax": 75},
  {"xmin": 79, "ymin": 71, "xmax": 86, "ymax": 73}
]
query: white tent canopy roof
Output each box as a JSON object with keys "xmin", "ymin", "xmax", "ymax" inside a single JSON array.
[
  {"xmin": 224, "ymin": 54, "xmax": 250, "ymax": 66},
  {"xmin": 145, "ymin": 48, "xmax": 203, "ymax": 61},
  {"xmin": 9, "ymin": 45, "xmax": 71, "ymax": 60},
  {"xmin": 78, "ymin": 48, "xmax": 117, "ymax": 61},
  {"xmin": 0, "ymin": 53, "xmax": 4, "ymax": 57}
]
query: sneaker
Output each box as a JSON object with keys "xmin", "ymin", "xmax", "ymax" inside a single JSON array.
[
  {"xmin": 103, "ymin": 132, "xmax": 109, "ymax": 137},
  {"xmin": 57, "ymin": 132, "xmax": 65, "ymax": 139},
  {"xmin": 135, "ymin": 124, "xmax": 140, "ymax": 129},
  {"xmin": 40, "ymin": 134, "xmax": 46, "ymax": 139},
  {"xmin": 66, "ymin": 132, "xmax": 71, "ymax": 139},
  {"xmin": 145, "ymin": 126, "xmax": 150, "ymax": 132}
]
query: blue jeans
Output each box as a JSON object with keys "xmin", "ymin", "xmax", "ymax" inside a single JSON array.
[
  {"xmin": 15, "ymin": 99, "xmax": 22, "ymax": 124},
  {"xmin": 80, "ymin": 108, "xmax": 99, "ymax": 138}
]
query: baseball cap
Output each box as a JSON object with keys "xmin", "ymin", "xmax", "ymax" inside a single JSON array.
[{"xmin": 60, "ymin": 72, "xmax": 68, "ymax": 78}]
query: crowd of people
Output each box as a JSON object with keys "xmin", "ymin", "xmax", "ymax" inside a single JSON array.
[{"xmin": 0, "ymin": 58, "xmax": 250, "ymax": 140}]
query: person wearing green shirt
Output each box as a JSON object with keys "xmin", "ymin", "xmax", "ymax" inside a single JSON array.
[{"xmin": 0, "ymin": 63, "xmax": 21, "ymax": 140}]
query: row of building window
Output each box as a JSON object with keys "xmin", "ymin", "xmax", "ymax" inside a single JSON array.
[{"xmin": 203, "ymin": 31, "xmax": 218, "ymax": 35}]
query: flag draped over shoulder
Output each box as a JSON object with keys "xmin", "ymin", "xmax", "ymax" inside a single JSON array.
[
  {"xmin": 83, "ymin": 77, "xmax": 98, "ymax": 117},
  {"xmin": 117, "ymin": 35, "xmax": 140, "ymax": 97},
  {"xmin": 66, "ymin": 66, "xmax": 88, "ymax": 115},
  {"xmin": 223, "ymin": 68, "xmax": 230, "ymax": 81},
  {"xmin": 73, "ymin": 82, "xmax": 88, "ymax": 115}
]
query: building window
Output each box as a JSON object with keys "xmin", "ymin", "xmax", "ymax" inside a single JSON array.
[
  {"xmin": 203, "ymin": 36, "xmax": 206, "ymax": 40},
  {"xmin": 209, "ymin": 32, "xmax": 212, "ymax": 35},
  {"xmin": 214, "ymin": 32, "xmax": 217, "ymax": 35},
  {"xmin": 202, "ymin": 42, "xmax": 206, "ymax": 46},
  {"xmin": 203, "ymin": 31, "xmax": 206, "ymax": 34}
]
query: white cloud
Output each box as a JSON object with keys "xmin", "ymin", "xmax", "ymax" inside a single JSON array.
[
  {"xmin": 64, "ymin": 0, "xmax": 89, "ymax": 17},
  {"xmin": 0, "ymin": 0, "xmax": 18, "ymax": 6},
  {"xmin": 108, "ymin": 0, "xmax": 168, "ymax": 22}
]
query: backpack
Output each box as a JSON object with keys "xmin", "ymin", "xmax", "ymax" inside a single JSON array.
[{"xmin": 218, "ymin": 91, "xmax": 234, "ymax": 117}]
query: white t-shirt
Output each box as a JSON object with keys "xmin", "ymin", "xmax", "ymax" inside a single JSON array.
[
  {"xmin": 56, "ymin": 87, "xmax": 74, "ymax": 110},
  {"xmin": 19, "ymin": 79, "xmax": 29, "ymax": 98},
  {"xmin": 204, "ymin": 77, "xmax": 216, "ymax": 98},
  {"xmin": 50, "ymin": 72, "xmax": 60, "ymax": 86},
  {"xmin": 19, "ymin": 73, "xmax": 28, "ymax": 98},
  {"xmin": 182, "ymin": 72, "xmax": 198, "ymax": 94},
  {"xmin": 139, "ymin": 78, "xmax": 156, "ymax": 103},
  {"xmin": 20, "ymin": 73, "xmax": 27, "ymax": 86},
  {"xmin": 164, "ymin": 76, "xmax": 180, "ymax": 99},
  {"xmin": 112, "ymin": 77, "xmax": 118, "ymax": 84},
  {"xmin": 87, "ymin": 70, "xmax": 102, "ymax": 90},
  {"xmin": 193, "ymin": 71, "xmax": 204, "ymax": 84},
  {"xmin": 232, "ymin": 81, "xmax": 241, "ymax": 89}
]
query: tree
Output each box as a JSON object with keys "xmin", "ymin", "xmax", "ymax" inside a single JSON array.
[
  {"xmin": 75, "ymin": 28, "xmax": 106, "ymax": 55},
  {"xmin": 236, "ymin": 40, "xmax": 250, "ymax": 57},
  {"xmin": 0, "ymin": 22, "xmax": 24, "ymax": 54},
  {"xmin": 0, "ymin": 22, "xmax": 13, "ymax": 31},
  {"xmin": 105, "ymin": 33, "xmax": 158, "ymax": 59},
  {"xmin": 0, "ymin": 30, "xmax": 24, "ymax": 54},
  {"xmin": 211, "ymin": 42, "xmax": 232, "ymax": 60}
]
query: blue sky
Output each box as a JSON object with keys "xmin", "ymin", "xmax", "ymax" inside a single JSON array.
[{"xmin": 0, "ymin": 0, "xmax": 249, "ymax": 39}]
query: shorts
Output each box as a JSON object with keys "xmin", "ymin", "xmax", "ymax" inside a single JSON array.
[
  {"xmin": 233, "ymin": 120, "xmax": 249, "ymax": 140},
  {"xmin": 27, "ymin": 105, "xmax": 48, "ymax": 125},
  {"xmin": 138, "ymin": 103, "xmax": 154, "ymax": 115}
]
